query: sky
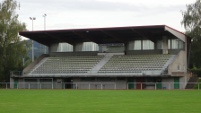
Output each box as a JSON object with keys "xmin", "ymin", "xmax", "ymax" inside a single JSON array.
[{"xmin": 16, "ymin": 0, "xmax": 196, "ymax": 32}]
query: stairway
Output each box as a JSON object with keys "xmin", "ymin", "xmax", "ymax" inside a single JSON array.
[
  {"xmin": 185, "ymin": 76, "xmax": 199, "ymax": 89},
  {"xmin": 88, "ymin": 53, "xmax": 114, "ymax": 74}
]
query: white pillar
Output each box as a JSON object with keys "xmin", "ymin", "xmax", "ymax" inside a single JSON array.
[{"xmin": 162, "ymin": 36, "xmax": 168, "ymax": 54}]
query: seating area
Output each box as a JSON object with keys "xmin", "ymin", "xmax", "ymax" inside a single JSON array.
[
  {"xmin": 98, "ymin": 54, "xmax": 174, "ymax": 74},
  {"xmin": 30, "ymin": 56, "xmax": 104, "ymax": 74},
  {"xmin": 28, "ymin": 54, "xmax": 174, "ymax": 75}
]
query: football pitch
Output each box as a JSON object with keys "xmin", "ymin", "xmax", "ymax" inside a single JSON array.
[{"xmin": 0, "ymin": 90, "xmax": 200, "ymax": 113}]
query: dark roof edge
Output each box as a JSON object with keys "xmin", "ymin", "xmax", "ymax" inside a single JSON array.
[
  {"xmin": 164, "ymin": 25, "xmax": 190, "ymax": 38},
  {"xmin": 19, "ymin": 25, "xmax": 167, "ymax": 33}
]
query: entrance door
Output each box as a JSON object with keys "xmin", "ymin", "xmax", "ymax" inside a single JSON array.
[
  {"xmin": 156, "ymin": 82, "xmax": 162, "ymax": 89},
  {"xmin": 174, "ymin": 77, "xmax": 180, "ymax": 89},
  {"xmin": 14, "ymin": 79, "xmax": 18, "ymax": 89},
  {"xmin": 156, "ymin": 78, "xmax": 162, "ymax": 89},
  {"xmin": 136, "ymin": 78, "xmax": 145, "ymax": 89},
  {"xmin": 64, "ymin": 78, "xmax": 73, "ymax": 89},
  {"xmin": 128, "ymin": 78, "xmax": 135, "ymax": 89}
]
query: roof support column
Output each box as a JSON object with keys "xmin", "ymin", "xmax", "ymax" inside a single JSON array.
[
  {"xmin": 49, "ymin": 43, "xmax": 59, "ymax": 52},
  {"xmin": 127, "ymin": 41, "xmax": 134, "ymax": 50},
  {"xmin": 162, "ymin": 36, "xmax": 168, "ymax": 54},
  {"xmin": 73, "ymin": 42, "xmax": 84, "ymax": 52}
]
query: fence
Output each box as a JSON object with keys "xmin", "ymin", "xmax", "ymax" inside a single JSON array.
[{"xmin": 0, "ymin": 82, "xmax": 201, "ymax": 90}]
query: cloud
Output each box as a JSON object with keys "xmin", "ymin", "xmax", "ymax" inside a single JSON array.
[
  {"xmin": 18, "ymin": 0, "xmax": 187, "ymax": 17},
  {"xmin": 16, "ymin": 0, "xmax": 196, "ymax": 31}
]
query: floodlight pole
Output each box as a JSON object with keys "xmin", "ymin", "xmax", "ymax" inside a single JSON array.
[
  {"xmin": 43, "ymin": 14, "xmax": 47, "ymax": 54},
  {"xmin": 30, "ymin": 17, "xmax": 36, "ymax": 62},
  {"xmin": 43, "ymin": 14, "xmax": 47, "ymax": 30}
]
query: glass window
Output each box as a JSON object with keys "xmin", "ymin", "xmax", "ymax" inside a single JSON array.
[
  {"xmin": 58, "ymin": 43, "xmax": 73, "ymax": 52},
  {"xmin": 169, "ymin": 39, "xmax": 184, "ymax": 49},
  {"xmin": 134, "ymin": 40, "xmax": 141, "ymax": 50},
  {"xmin": 82, "ymin": 42, "xmax": 99, "ymax": 51},
  {"xmin": 143, "ymin": 40, "xmax": 154, "ymax": 50}
]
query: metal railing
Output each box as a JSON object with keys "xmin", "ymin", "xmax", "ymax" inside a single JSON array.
[
  {"xmin": 10, "ymin": 71, "xmax": 23, "ymax": 76},
  {"xmin": 0, "ymin": 82, "xmax": 200, "ymax": 90}
]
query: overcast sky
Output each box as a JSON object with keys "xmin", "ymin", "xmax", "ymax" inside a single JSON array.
[{"xmin": 16, "ymin": 0, "xmax": 195, "ymax": 32}]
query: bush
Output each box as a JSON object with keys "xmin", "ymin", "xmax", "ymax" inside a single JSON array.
[
  {"xmin": 190, "ymin": 68, "xmax": 201, "ymax": 77},
  {"xmin": 194, "ymin": 79, "xmax": 201, "ymax": 89}
]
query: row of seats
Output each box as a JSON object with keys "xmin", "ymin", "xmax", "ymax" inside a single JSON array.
[
  {"xmin": 31, "ymin": 56, "xmax": 104, "ymax": 74},
  {"xmin": 29, "ymin": 54, "xmax": 173, "ymax": 75},
  {"xmin": 98, "ymin": 54, "xmax": 173, "ymax": 73}
]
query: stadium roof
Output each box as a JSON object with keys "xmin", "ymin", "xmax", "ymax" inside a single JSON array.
[{"xmin": 19, "ymin": 25, "xmax": 187, "ymax": 46}]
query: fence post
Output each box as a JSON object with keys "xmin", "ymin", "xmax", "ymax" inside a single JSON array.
[
  {"xmin": 114, "ymin": 83, "xmax": 116, "ymax": 90},
  {"xmin": 89, "ymin": 83, "xmax": 90, "ymax": 90},
  {"xmin": 198, "ymin": 82, "xmax": 200, "ymax": 90},
  {"xmin": 6, "ymin": 83, "xmax": 7, "ymax": 89},
  {"xmin": 28, "ymin": 84, "xmax": 30, "ymax": 89},
  {"xmin": 141, "ymin": 83, "xmax": 142, "ymax": 90},
  {"xmin": 39, "ymin": 83, "xmax": 41, "ymax": 89},
  {"xmin": 155, "ymin": 83, "xmax": 156, "ymax": 90}
]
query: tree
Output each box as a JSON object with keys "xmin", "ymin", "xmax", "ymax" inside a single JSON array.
[
  {"xmin": 0, "ymin": 0, "xmax": 27, "ymax": 82},
  {"xmin": 181, "ymin": 0, "xmax": 201, "ymax": 69}
]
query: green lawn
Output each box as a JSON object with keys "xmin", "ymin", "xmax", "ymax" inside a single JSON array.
[{"xmin": 0, "ymin": 90, "xmax": 200, "ymax": 113}]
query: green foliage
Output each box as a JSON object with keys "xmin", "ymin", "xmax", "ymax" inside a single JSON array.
[
  {"xmin": 181, "ymin": 0, "xmax": 201, "ymax": 33},
  {"xmin": 194, "ymin": 79, "xmax": 201, "ymax": 89},
  {"xmin": 181, "ymin": 0, "xmax": 201, "ymax": 68},
  {"xmin": 0, "ymin": 0, "xmax": 27, "ymax": 82},
  {"xmin": 190, "ymin": 68, "xmax": 201, "ymax": 77},
  {"xmin": 0, "ymin": 90, "xmax": 201, "ymax": 113}
]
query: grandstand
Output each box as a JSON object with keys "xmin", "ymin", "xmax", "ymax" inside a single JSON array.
[{"xmin": 10, "ymin": 25, "xmax": 191, "ymax": 89}]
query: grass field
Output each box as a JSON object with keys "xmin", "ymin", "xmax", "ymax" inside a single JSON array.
[{"xmin": 0, "ymin": 90, "xmax": 200, "ymax": 113}]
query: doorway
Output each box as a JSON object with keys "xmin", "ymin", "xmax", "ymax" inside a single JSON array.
[
  {"xmin": 128, "ymin": 78, "xmax": 135, "ymax": 89},
  {"xmin": 174, "ymin": 77, "xmax": 180, "ymax": 89},
  {"xmin": 64, "ymin": 78, "xmax": 73, "ymax": 89},
  {"xmin": 14, "ymin": 79, "xmax": 18, "ymax": 89},
  {"xmin": 136, "ymin": 77, "xmax": 145, "ymax": 89}
]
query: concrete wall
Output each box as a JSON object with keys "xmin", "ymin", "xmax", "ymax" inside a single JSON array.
[
  {"xmin": 49, "ymin": 51, "xmax": 98, "ymax": 57},
  {"xmin": 116, "ymin": 81, "xmax": 127, "ymax": 89},
  {"xmin": 73, "ymin": 82, "xmax": 117, "ymax": 89},
  {"xmin": 74, "ymin": 43, "xmax": 83, "ymax": 51},
  {"xmin": 13, "ymin": 78, "xmax": 55, "ymax": 89},
  {"xmin": 99, "ymin": 45, "xmax": 125, "ymax": 53},
  {"xmin": 168, "ymin": 51, "xmax": 187, "ymax": 75},
  {"xmin": 53, "ymin": 79, "xmax": 63, "ymax": 89},
  {"xmin": 10, "ymin": 77, "xmax": 14, "ymax": 89},
  {"xmin": 73, "ymin": 78, "xmax": 126, "ymax": 89},
  {"xmin": 11, "ymin": 77, "xmax": 188, "ymax": 89},
  {"xmin": 127, "ymin": 41, "xmax": 135, "ymax": 50},
  {"xmin": 180, "ymin": 75, "xmax": 188, "ymax": 89},
  {"xmin": 23, "ymin": 54, "xmax": 48, "ymax": 75},
  {"xmin": 49, "ymin": 43, "xmax": 59, "ymax": 52},
  {"xmin": 162, "ymin": 78, "xmax": 174, "ymax": 89},
  {"xmin": 126, "ymin": 50, "xmax": 162, "ymax": 55},
  {"xmin": 162, "ymin": 36, "xmax": 168, "ymax": 54},
  {"xmin": 162, "ymin": 77, "xmax": 187, "ymax": 89}
]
